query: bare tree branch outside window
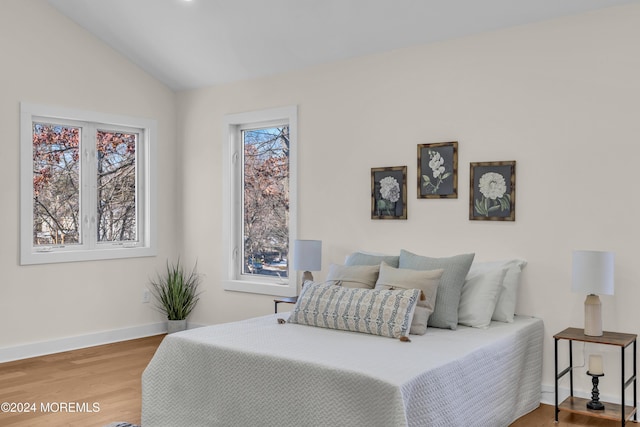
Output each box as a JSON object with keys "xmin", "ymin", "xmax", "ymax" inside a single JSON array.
[
  {"xmin": 97, "ymin": 130, "xmax": 137, "ymax": 242},
  {"xmin": 32, "ymin": 124, "xmax": 138, "ymax": 246},
  {"xmin": 242, "ymin": 126, "xmax": 289, "ymax": 278},
  {"xmin": 32, "ymin": 123, "xmax": 80, "ymax": 245}
]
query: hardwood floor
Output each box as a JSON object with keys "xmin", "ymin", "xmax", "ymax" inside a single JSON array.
[
  {"xmin": 511, "ymin": 403, "xmax": 636, "ymax": 426},
  {"xmin": 0, "ymin": 334, "xmax": 635, "ymax": 426},
  {"xmin": 0, "ymin": 335, "xmax": 164, "ymax": 427}
]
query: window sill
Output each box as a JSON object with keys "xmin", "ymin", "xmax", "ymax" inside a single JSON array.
[
  {"xmin": 223, "ymin": 279, "xmax": 297, "ymax": 297},
  {"xmin": 20, "ymin": 246, "xmax": 156, "ymax": 265}
]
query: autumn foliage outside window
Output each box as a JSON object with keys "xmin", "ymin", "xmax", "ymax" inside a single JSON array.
[
  {"xmin": 32, "ymin": 122, "xmax": 138, "ymax": 246},
  {"xmin": 242, "ymin": 126, "xmax": 289, "ymax": 278},
  {"xmin": 96, "ymin": 130, "xmax": 137, "ymax": 242},
  {"xmin": 33, "ymin": 123, "xmax": 80, "ymax": 245}
]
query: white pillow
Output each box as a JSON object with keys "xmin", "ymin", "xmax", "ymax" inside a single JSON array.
[
  {"xmin": 467, "ymin": 260, "xmax": 527, "ymax": 323},
  {"xmin": 458, "ymin": 267, "xmax": 507, "ymax": 328}
]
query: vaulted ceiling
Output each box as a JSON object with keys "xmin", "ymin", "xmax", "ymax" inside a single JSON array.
[{"xmin": 49, "ymin": 0, "xmax": 638, "ymax": 90}]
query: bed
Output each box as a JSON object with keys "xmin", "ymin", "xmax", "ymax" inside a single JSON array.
[
  {"xmin": 141, "ymin": 312, "xmax": 543, "ymax": 426},
  {"xmin": 142, "ymin": 251, "xmax": 543, "ymax": 426}
]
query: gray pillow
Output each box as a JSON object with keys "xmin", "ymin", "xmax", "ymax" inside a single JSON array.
[
  {"xmin": 374, "ymin": 263, "xmax": 443, "ymax": 335},
  {"xmin": 326, "ymin": 263, "xmax": 379, "ymax": 289},
  {"xmin": 345, "ymin": 252, "xmax": 399, "ymax": 268},
  {"xmin": 399, "ymin": 249, "xmax": 475, "ymax": 329}
]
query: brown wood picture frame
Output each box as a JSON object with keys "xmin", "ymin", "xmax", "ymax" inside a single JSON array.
[
  {"xmin": 371, "ymin": 166, "xmax": 407, "ymax": 220},
  {"xmin": 469, "ymin": 161, "xmax": 516, "ymax": 221},
  {"xmin": 417, "ymin": 141, "xmax": 458, "ymax": 199}
]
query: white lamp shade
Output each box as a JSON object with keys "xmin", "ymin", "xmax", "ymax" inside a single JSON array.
[
  {"xmin": 292, "ymin": 240, "xmax": 322, "ymax": 272},
  {"xmin": 572, "ymin": 250, "xmax": 614, "ymax": 296}
]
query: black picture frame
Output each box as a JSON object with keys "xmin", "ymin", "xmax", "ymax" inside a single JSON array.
[{"xmin": 371, "ymin": 166, "xmax": 407, "ymax": 220}]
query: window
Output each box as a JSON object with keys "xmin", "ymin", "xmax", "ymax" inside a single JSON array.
[
  {"xmin": 20, "ymin": 103, "xmax": 156, "ymax": 264},
  {"xmin": 223, "ymin": 106, "xmax": 297, "ymax": 296}
]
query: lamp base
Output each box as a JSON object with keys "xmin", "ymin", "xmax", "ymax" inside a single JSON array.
[
  {"xmin": 586, "ymin": 373, "xmax": 605, "ymax": 411},
  {"xmin": 587, "ymin": 401, "xmax": 605, "ymax": 411},
  {"xmin": 584, "ymin": 294, "xmax": 603, "ymax": 337},
  {"xmin": 301, "ymin": 271, "xmax": 314, "ymax": 284}
]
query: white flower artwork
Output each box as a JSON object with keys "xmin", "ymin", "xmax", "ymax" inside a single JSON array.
[
  {"xmin": 428, "ymin": 151, "xmax": 445, "ymax": 178},
  {"xmin": 470, "ymin": 162, "xmax": 515, "ymax": 221},
  {"xmin": 379, "ymin": 176, "xmax": 400, "ymax": 202},
  {"xmin": 372, "ymin": 166, "xmax": 407, "ymax": 219},
  {"xmin": 418, "ymin": 142, "xmax": 457, "ymax": 198},
  {"xmin": 478, "ymin": 172, "xmax": 506, "ymax": 200}
]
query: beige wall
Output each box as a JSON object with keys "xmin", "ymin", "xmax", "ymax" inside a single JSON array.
[
  {"xmin": 0, "ymin": 1, "xmax": 177, "ymax": 349},
  {"xmin": 178, "ymin": 3, "xmax": 640, "ymax": 399}
]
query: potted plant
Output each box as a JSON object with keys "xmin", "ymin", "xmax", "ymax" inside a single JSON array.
[{"xmin": 149, "ymin": 259, "xmax": 202, "ymax": 333}]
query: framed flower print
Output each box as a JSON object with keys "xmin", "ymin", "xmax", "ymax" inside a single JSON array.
[
  {"xmin": 371, "ymin": 166, "xmax": 407, "ymax": 219},
  {"xmin": 417, "ymin": 141, "xmax": 458, "ymax": 198},
  {"xmin": 469, "ymin": 161, "xmax": 516, "ymax": 221}
]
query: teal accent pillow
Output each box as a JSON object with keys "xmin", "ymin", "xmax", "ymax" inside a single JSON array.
[
  {"xmin": 345, "ymin": 252, "xmax": 400, "ymax": 268},
  {"xmin": 288, "ymin": 281, "xmax": 419, "ymax": 339},
  {"xmin": 399, "ymin": 250, "xmax": 475, "ymax": 329}
]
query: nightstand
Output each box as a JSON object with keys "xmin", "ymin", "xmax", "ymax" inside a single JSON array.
[
  {"xmin": 273, "ymin": 296, "xmax": 298, "ymax": 313},
  {"xmin": 554, "ymin": 327, "xmax": 637, "ymax": 426}
]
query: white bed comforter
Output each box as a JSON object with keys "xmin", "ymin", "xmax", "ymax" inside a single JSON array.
[{"xmin": 142, "ymin": 314, "xmax": 543, "ymax": 427}]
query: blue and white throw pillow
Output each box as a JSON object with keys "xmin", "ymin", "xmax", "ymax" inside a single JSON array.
[{"xmin": 288, "ymin": 281, "xmax": 419, "ymax": 339}]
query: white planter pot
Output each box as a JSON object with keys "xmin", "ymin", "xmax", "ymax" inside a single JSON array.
[{"xmin": 167, "ymin": 319, "xmax": 187, "ymax": 334}]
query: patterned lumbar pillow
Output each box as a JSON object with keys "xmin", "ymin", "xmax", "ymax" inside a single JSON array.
[{"xmin": 288, "ymin": 281, "xmax": 420, "ymax": 339}]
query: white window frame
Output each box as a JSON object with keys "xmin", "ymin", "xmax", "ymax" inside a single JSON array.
[
  {"xmin": 222, "ymin": 106, "xmax": 298, "ymax": 297},
  {"xmin": 20, "ymin": 102, "xmax": 157, "ymax": 265}
]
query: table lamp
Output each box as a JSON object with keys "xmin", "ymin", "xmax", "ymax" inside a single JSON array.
[
  {"xmin": 292, "ymin": 240, "xmax": 322, "ymax": 284},
  {"xmin": 571, "ymin": 250, "xmax": 614, "ymax": 337}
]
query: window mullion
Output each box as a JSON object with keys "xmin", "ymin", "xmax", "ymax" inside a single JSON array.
[{"xmin": 82, "ymin": 124, "xmax": 97, "ymax": 249}]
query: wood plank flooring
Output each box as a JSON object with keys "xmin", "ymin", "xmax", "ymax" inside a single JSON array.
[
  {"xmin": 511, "ymin": 403, "xmax": 636, "ymax": 426},
  {"xmin": 0, "ymin": 334, "xmax": 635, "ymax": 426},
  {"xmin": 0, "ymin": 335, "xmax": 164, "ymax": 427}
]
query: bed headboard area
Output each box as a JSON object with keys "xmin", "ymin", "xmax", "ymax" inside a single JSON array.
[{"xmin": 317, "ymin": 249, "xmax": 527, "ymax": 334}]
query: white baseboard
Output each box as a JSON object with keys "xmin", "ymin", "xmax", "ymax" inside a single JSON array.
[
  {"xmin": 541, "ymin": 384, "xmax": 562, "ymax": 406},
  {"xmin": 0, "ymin": 322, "xmax": 169, "ymax": 363}
]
